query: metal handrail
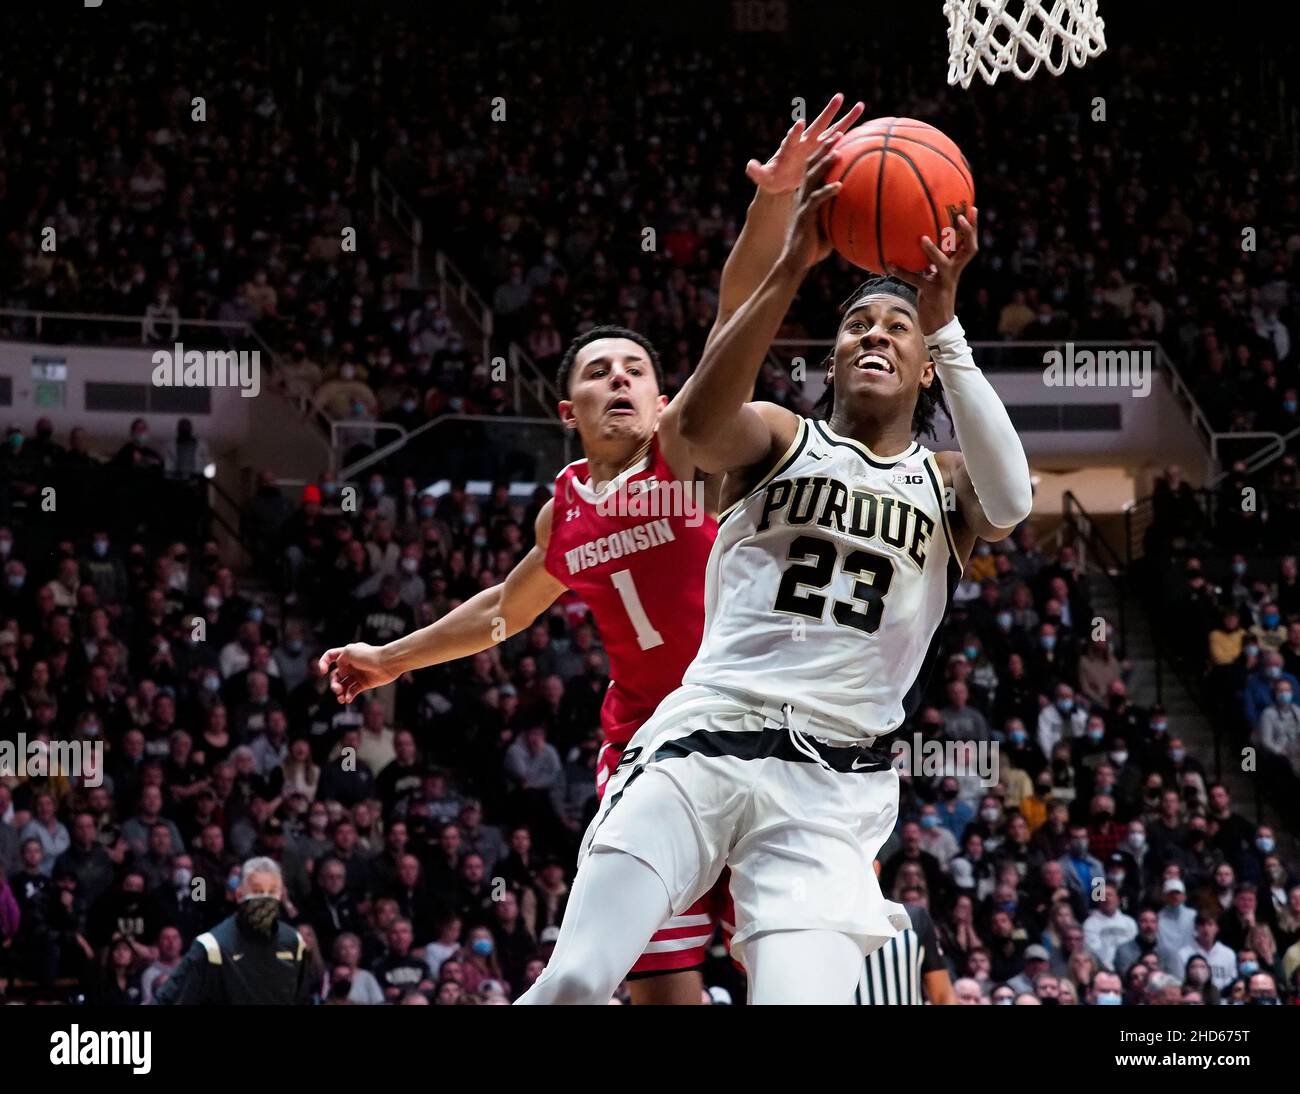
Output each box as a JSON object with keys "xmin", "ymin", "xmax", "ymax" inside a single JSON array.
[
  {"xmin": 304, "ymin": 90, "xmax": 558, "ymax": 420},
  {"xmin": 328, "ymin": 420, "xmax": 408, "ymax": 473},
  {"xmin": 1210, "ymin": 422, "xmax": 1300, "ymax": 487},
  {"xmin": 1209, "ymin": 431, "xmax": 1285, "ymax": 483},
  {"xmin": 206, "ymin": 474, "xmax": 258, "ymax": 564},
  {"xmin": 337, "ymin": 413, "xmax": 569, "ymax": 481},
  {"xmin": 0, "ymin": 305, "xmax": 333, "ymax": 451},
  {"xmin": 369, "ymin": 167, "xmax": 423, "ymax": 286},
  {"xmin": 0, "ymin": 308, "xmax": 256, "ymax": 343},
  {"xmin": 1060, "ymin": 489, "xmax": 1127, "ymax": 656}
]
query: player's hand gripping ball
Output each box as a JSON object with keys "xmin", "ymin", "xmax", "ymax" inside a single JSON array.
[{"xmin": 819, "ymin": 117, "xmax": 975, "ymax": 277}]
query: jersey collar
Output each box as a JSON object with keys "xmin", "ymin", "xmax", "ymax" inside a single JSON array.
[
  {"xmin": 813, "ymin": 419, "xmax": 920, "ymax": 468},
  {"xmin": 568, "ymin": 451, "xmax": 653, "ymax": 504}
]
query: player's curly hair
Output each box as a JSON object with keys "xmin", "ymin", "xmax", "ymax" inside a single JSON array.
[
  {"xmin": 813, "ymin": 276, "xmax": 948, "ymax": 440},
  {"xmin": 555, "ymin": 325, "xmax": 665, "ymax": 395}
]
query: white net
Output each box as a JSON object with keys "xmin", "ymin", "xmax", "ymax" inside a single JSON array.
[{"xmin": 944, "ymin": 0, "xmax": 1107, "ymax": 88}]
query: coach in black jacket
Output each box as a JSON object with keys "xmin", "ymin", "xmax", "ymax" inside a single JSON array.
[{"xmin": 154, "ymin": 856, "xmax": 312, "ymax": 1005}]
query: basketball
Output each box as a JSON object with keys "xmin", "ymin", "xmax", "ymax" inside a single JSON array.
[{"xmin": 821, "ymin": 117, "xmax": 975, "ymax": 276}]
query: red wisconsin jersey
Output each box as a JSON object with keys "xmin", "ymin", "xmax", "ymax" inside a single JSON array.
[{"xmin": 544, "ymin": 435, "xmax": 717, "ymax": 747}]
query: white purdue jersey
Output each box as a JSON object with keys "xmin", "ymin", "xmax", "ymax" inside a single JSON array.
[{"xmin": 682, "ymin": 416, "xmax": 961, "ymax": 741}]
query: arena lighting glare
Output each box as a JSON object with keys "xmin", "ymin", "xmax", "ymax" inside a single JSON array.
[{"xmin": 203, "ymin": 462, "xmax": 216, "ymax": 479}]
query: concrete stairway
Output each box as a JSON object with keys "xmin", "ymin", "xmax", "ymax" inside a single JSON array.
[{"xmin": 1089, "ymin": 564, "xmax": 1278, "ymax": 834}]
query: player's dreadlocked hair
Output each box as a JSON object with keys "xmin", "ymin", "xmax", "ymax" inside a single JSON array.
[
  {"xmin": 555, "ymin": 325, "xmax": 665, "ymax": 395},
  {"xmin": 813, "ymin": 276, "xmax": 948, "ymax": 440}
]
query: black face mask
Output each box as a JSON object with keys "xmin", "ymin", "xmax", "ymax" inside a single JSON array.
[{"xmin": 237, "ymin": 895, "xmax": 281, "ymax": 937}]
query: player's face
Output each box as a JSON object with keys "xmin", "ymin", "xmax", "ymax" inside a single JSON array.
[
  {"xmin": 828, "ymin": 294, "xmax": 934, "ymax": 410},
  {"xmin": 560, "ymin": 338, "xmax": 666, "ymax": 445}
]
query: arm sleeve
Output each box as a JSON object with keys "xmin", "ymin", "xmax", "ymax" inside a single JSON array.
[
  {"xmin": 152, "ymin": 941, "xmax": 209, "ymax": 1005},
  {"xmin": 925, "ymin": 317, "xmax": 1034, "ymax": 529}
]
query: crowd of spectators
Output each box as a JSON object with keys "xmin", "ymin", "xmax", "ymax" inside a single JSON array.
[
  {"xmin": 2, "ymin": 3, "xmax": 1299, "ymax": 1006},
  {"xmin": 3, "ymin": 421, "xmax": 1298, "ymax": 1004},
  {"xmin": 7, "ymin": 6, "xmax": 1298, "ymax": 466}
]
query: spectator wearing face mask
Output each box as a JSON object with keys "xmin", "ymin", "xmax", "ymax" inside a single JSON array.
[
  {"xmin": 1258, "ymin": 679, "xmax": 1300, "ymax": 816},
  {"xmin": 1028, "ymin": 623, "xmax": 1076, "ymax": 694},
  {"xmin": 1179, "ymin": 954, "xmax": 1220, "ymax": 1003},
  {"xmin": 111, "ymin": 419, "xmax": 164, "ymax": 474},
  {"xmin": 1245, "ymin": 925, "xmax": 1285, "ymax": 988},
  {"xmin": 1037, "ymin": 683, "xmax": 1088, "ymax": 758},
  {"xmin": 1000, "ymin": 715, "xmax": 1046, "ymax": 785},
  {"xmin": 1246, "ymin": 970, "xmax": 1281, "ymax": 1005},
  {"xmin": 917, "ymin": 804, "xmax": 960, "ymax": 866},
  {"xmin": 934, "ymin": 778, "xmax": 975, "ymax": 843},
  {"xmin": 1087, "ymin": 968, "xmax": 1124, "ymax": 1006},
  {"xmin": 1176, "ymin": 913, "xmax": 1238, "ymax": 990},
  {"xmin": 1250, "ymin": 601, "xmax": 1288, "ymax": 654},
  {"xmin": 1056, "ymin": 825, "xmax": 1105, "ymax": 903},
  {"xmin": 1244, "ymin": 651, "xmax": 1297, "ymax": 729}
]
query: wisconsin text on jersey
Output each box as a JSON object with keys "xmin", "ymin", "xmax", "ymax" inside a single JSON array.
[{"xmin": 561, "ymin": 518, "xmax": 678, "ymax": 576}]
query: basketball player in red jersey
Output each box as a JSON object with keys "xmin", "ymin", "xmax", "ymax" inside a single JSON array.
[{"xmin": 318, "ymin": 94, "xmax": 864, "ymax": 1003}]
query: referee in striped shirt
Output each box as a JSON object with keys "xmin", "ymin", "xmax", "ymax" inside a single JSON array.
[{"xmin": 856, "ymin": 874, "xmax": 955, "ymax": 1005}]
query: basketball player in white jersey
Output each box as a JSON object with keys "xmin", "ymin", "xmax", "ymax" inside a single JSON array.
[{"xmin": 516, "ymin": 135, "xmax": 1032, "ymax": 1003}]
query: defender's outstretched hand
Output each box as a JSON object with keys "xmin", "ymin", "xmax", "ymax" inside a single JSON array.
[
  {"xmin": 317, "ymin": 643, "xmax": 398, "ymax": 704},
  {"xmin": 887, "ymin": 207, "xmax": 980, "ymax": 334},
  {"xmin": 745, "ymin": 93, "xmax": 863, "ymax": 195},
  {"xmin": 778, "ymin": 134, "xmax": 843, "ymax": 272}
]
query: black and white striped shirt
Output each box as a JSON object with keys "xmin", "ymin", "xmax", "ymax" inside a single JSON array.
[{"xmin": 855, "ymin": 903, "xmax": 945, "ymax": 1005}]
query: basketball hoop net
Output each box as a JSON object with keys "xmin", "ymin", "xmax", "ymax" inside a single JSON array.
[{"xmin": 944, "ymin": 0, "xmax": 1107, "ymax": 88}]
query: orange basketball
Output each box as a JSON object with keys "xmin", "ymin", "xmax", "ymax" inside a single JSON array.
[{"xmin": 821, "ymin": 117, "xmax": 975, "ymax": 276}]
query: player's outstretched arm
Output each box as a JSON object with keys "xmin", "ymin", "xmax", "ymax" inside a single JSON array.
[
  {"xmin": 703, "ymin": 93, "xmax": 863, "ymax": 353},
  {"xmin": 317, "ymin": 501, "xmax": 567, "ymax": 703},
  {"xmin": 668, "ymin": 137, "xmax": 841, "ymax": 475},
  {"xmin": 661, "ymin": 98, "xmax": 859, "ymax": 483},
  {"xmin": 889, "ymin": 209, "xmax": 1033, "ymax": 547}
]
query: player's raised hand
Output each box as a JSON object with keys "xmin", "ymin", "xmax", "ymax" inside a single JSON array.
[
  {"xmin": 317, "ymin": 642, "xmax": 397, "ymax": 704},
  {"xmin": 746, "ymin": 93, "xmax": 864, "ymax": 195},
  {"xmin": 779, "ymin": 133, "xmax": 842, "ymax": 271},
  {"xmin": 887, "ymin": 206, "xmax": 980, "ymax": 334}
]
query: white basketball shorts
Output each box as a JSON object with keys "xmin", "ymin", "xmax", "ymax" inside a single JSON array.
[{"xmin": 579, "ymin": 684, "xmax": 909, "ymax": 967}]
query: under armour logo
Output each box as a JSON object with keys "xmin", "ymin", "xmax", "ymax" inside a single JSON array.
[{"xmin": 566, "ymin": 507, "xmax": 581, "ymax": 522}]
